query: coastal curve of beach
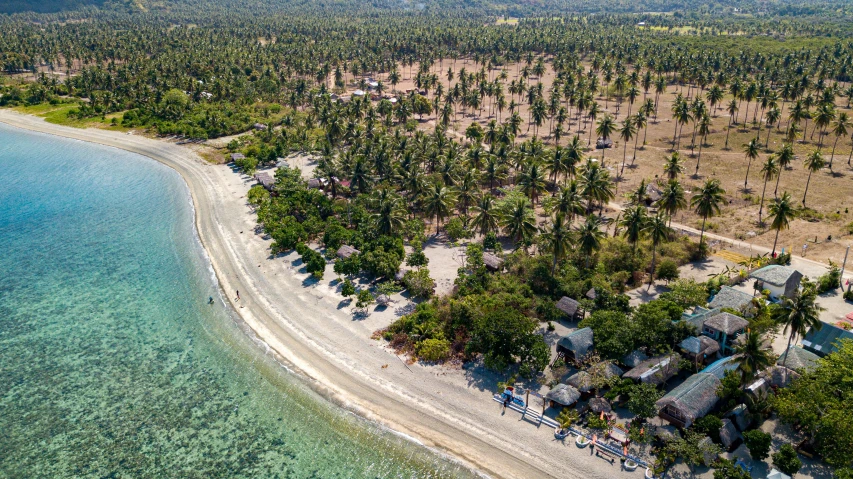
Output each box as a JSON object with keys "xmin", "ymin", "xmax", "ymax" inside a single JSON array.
[{"xmin": 0, "ymin": 109, "xmax": 621, "ymax": 479}]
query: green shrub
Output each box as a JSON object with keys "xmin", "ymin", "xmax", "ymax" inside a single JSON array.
[
  {"xmin": 483, "ymin": 231, "xmax": 499, "ymax": 251},
  {"xmin": 844, "ymin": 289, "xmax": 853, "ymax": 301},
  {"xmin": 341, "ymin": 279, "xmax": 356, "ymax": 298},
  {"xmin": 743, "ymin": 430, "xmax": 772, "ymax": 461},
  {"xmin": 693, "ymin": 415, "xmax": 723, "ymax": 443},
  {"xmin": 656, "ymin": 259, "xmax": 680, "ymax": 283},
  {"xmin": 772, "ymin": 444, "xmax": 802, "ymax": 476},
  {"xmin": 247, "ymin": 185, "xmax": 270, "ymax": 206},
  {"xmin": 416, "ymin": 338, "xmax": 451, "ymax": 362},
  {"xmin": 817, "ymin": 261, "xmax": 841, "ymax": 293},
  {"xmin": 444, "ymin": 217, "xmax": 472, "ymax": 242},
  {"xmin": 403, "ymin": 268, "xmax": 435, "ymax": 298}
]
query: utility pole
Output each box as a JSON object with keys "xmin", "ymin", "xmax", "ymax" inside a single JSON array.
[{"xmin": 841, "ymin": 244, "xmax": 850, "ymax": 290}]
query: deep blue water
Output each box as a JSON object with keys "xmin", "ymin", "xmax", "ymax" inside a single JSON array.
[{"xmin": 0, "ymin": 123, "xmax": 469, "ymax": 478}]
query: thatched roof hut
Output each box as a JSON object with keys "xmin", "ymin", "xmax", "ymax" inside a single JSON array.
[
  {"xmin": 777, "ymin": 345, "xmax": 820, "ymax": 372},
  {"xmin": 704, "ymin": 312, "xmax": 749, "ymax": 336},
  {"xmin": 622, "ymin": 354, "xmax": 680, "ymax": 386},
  {"xmin": 483, "ymin": 253, "xmax": 504, "ymax": 272},
  {"xmin": 230, "ymin": 152, "xmax": 246, "ymax": 161},
  {"xmin": 719, "ymin": 418, "xmax": 742, "ymax": 451},
  {"xmin": 679, "ymin": 335, "xmax": 720, "ymax": 365},
  {"xmin": 566, "ymin": 371, "xmax": 594, "ymax": 393},
  {"xmin": 589, "ymin": 397, "xmax": 612, "ymax": 413},
  {"xmin": 253, "ymin": 172, "xmax": 275, "ymax": 191},
  {"xmin": 708, "ymin": 286, "xmax": 754, "ymax": 311},
  {"xmin": 557, "ymin": 327, "xmax": 593, "ymax": 362},
  {"xmin": 595, "ymin": 137, "xmax": 614, "ymax": 149},
  {"xmin": 307, "ymin": 178, "xmax": 323, "ymax": 189},
  {"xmin": 555, "ymin": 296, "xmax": 582, "ymax": 320},
  {"xmin": 656, "ymin": 373, "xmax": 721, "ymax": 428},
  {"xmin": 589, "ymin": 361, "xmax": 624, "ymax": 379},
  {"xmin": 336, "ymin": 245, "xmax": 360, "ymax": 259},
  {"xmin": 545, "ymin": 384, "xmax": 581, "ymax": 407},
  {"xmin": 654, "ymin": 424, "xmax": 680, "ymax": 442},
  {"xmin": 622, "ymin": 349, "xmax": 649, "ymax": 369},
  {"xmin": 766, "ymin": 365, "xmax": 801, "ymax": 388},
  {"xmin": 585, "ymin": 287, "xmax": 597, "ymax": 300},
  {"xmin": 376, "ymin": 294, "xmax": 391, "ymax": 306}
]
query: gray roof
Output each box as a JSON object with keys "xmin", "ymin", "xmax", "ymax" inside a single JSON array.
[
  {"xmin": 589, "ymin": 397, "xmax": 612, "ymax": 413},
  {"xmin": 622, "ymin": 354, "xmax": 680, "ymax": 385},
  {"xmin": 701, "ymin": 355, "xmax": 740, "ymax": 380},
  {"xmin": 622, "ymin": 349, "xmax": 650, "ymax": 368},
  {"xmin": 253, "ymin": 172, "xmax": 275, "ymax": 189},
  {"xmin": 586, "ymin": 288, "xmax": 597, "ymax": 300},
  {"xmin": 566, "ymin": 371, "xmax": 594, "ymax": 392},
  {"xmin": 230, "ymin": 153, "xmax": 246, "ymax": 161},
  {"xmin": 336, "ymin": 245, "xmax": 360, "ymax": 259},
  {"xmin": 655, "ymin": 373, "xmax": 721, "ymax": 427},
  {"xmin": 749, "ymin": 265, "xmax": 800, "ymax": 287},
  {"xmin": 589, "ymin": 361, "xmax": 624, "ymax": 379},
  {"xmin": 766, "ymin": 366, "xmax": 800, "ymax": 388},
  {"xmin": 483, "ymin": 253, "xmax": 504, "ymax": 271},
  {"xmin": 555, "ymin": 296, "xmax": 581, "ymax": 316},
  {"xmin": 545, "ymin": 384, "xmax": 580, "ymax": 406},
  {"xmin": 719, "ymin": 418, "xmax": 742, "ymax": 449},
  {"xmin": 802, "ymin": 323, "xmax": 853, "ymax": 357},
  {"xmin": 376, "ymin": 294, "xmax": 391, "ymax": 306},
  {"xmin": 777, "ymin": 345, "xmax": 820, "ymax": 372},
  {"xmin": 654, "ymin": 425, "xmax": 680, "ymax": 441},
  {"xmin": 557, "ymin": 327, "xmax": 593, "ymax": 358},
  {"xmin": 704, "ymin": 312, "xmax": 749, "ymax": 335},
  {"xmin": 709, "ymin": 286, "xmax": 754, "ymax": 311},
  {"xmin": 680, "ymin": 336, "xmax": 720, "ymax": 356}
]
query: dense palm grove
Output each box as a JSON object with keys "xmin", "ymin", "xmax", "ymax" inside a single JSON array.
[{"xmin": 4, "ymin": 0, "xmax": 853, "ymax": 472}]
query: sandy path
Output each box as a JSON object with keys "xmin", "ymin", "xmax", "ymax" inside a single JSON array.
[{"xmin": 0, "ymin": 110, "xmax": 633, "ymax": 479}]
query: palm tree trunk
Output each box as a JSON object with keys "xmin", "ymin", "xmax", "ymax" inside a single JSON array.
[
  {"xmin": 830, "ymin": 135, "xmax": 839, "ymax": 171},
  {"xmin": 620, "ymin": 141, "xmax": 628, "ymax": 177},
  {"xmin": 699, "ymin": 215, "xmax": 707, "ymax": 247},
  {"xmin": 695, "ymin": 138, "xmax": 704, "ymax": 175},
  {"xmin": 725, "ymin": 116, "xmax": 733, "ymax": 148},
  {"xmin": 802, "ymin": 170, "xmax": 813, "ymax": 206},
  {"xmin": 772, "ymin": 227, "xmax": 781, "ymax": 254},
  {"xmin": 759, "ymin": 178, "xmax": 768, "ymax": 223},
  {"xmin": 774, "ymin": 167, "xmax": 783, "ymax": 196},
  {"xmin": 744, "ymin": 157, "xmax": 753, "ymax": 188},
  {"xmin": 647, "ymin": 245, "xmax": 657, "ymax": 291},
  {"xmin": 632, "ymin": 131, "xmax": 640, "ymax": 164}
]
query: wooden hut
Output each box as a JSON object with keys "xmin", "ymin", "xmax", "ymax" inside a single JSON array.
[
  {"xmin": 336, "ymin": 245, "xmax": 360, "ymax": 260},
  {"xmin": 566, "ymin": 371, "xmax": 594, "ymax": 395},
  {"xmin": 585, "ymin": 287, "xmax": 597, "ymax": 300},
  {"xmin": 595, "ymin": 137, "xmax": 614, "ymax": 149},
  {"xmin": 555, "ymin": 296, "xmax": 583, "ymax": 321},
  {"xmin": 545, "ymin": 384, "xmax": 581, "ymax": 408},
  {"xmin": 655, "ymin": 373, "xmax": 721, "ymax": 428},
  {"xmin": 679, "ymin": 335, "xmax": 721, "ymax": 366},
  {"xmin": 376, "ymin": 294, "xmax": 391, "ymax": 306},
  {"xmin": 230, "ymin": 153, "xmax": 246, "ymax": 162},
  {"xmin": 622, "ymin": 349, "xmax": 649, "ymax": 369},
  {"xmin": 622, "ymin": 354, "xmax": 680, "ymax": 386},
  {"xmin": 718, "ymin": 418, "xmax": 742, "ymax": 451},
  {"xmin": 483, "ymin": 253, "xmax": 504, "ymax": 272},
  {"xmin": 556, "ymin": 327, "xmax": 593, "ymax": 363},
  {"xmin": 253, "ymin": 172, "xmax": 275, "ymax": 191}
]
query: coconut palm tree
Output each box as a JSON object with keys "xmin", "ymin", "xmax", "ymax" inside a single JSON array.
[
  {"xmin": 656, "ymin": 179, "xmax": 688, "ymax": 225},
  {"xmin": 828, "ymin": 112, "xmax": 850, "ymax": 171},
  {"xmin": 575, "ymin": 214, "xmax": 605, "ymax": 268},
  {"xmin": 618, "ymin": 117, "xmax": 637, "ymax": 177},
  {"xmin": 471, "ymin": 194, "xmax": 499, "ymax": 236},
  {"xmin": 548, "ymin": 181, "xmax": 585, "ymax": 222},
  {"xmin": 631, "ymin": 111, "xmax": 647, "ymax": 163},
  {"xmin": 691, "ymin": 178, "xmax": 726, "ymax": 247},
  {"xmin": 695, "ymin": 114, "xmax": 712, "ymax": 175},
  {"xmin": 644, "ymin": 213, "xmax": 671, "ymax": 290},
  {"xmin": 372, "ymin": 189, "xmax": 406, "ymax": 236},
  {"xmin": 743, "ymin": 138, "xmax": 760, "ymax": 188},
  {"xmin": 768, "ymin": 192, "xmax": 796, "ymax": 255},
  {"xmin": 579, "ymin": 160, "xmax": 615, "ymax": 213},
  {"xmin": 801, "ymin": 149, "xmax": 825, "ymax": 207},
  {"xmin": 663, "ymin": 152, "xmax": 684, "ymax": 181},
  {"xmin": 423, "ymin": 182, "xmax": 455, "ymax": 235},
  {"xmin": 501, "ymin": 196, "xmax": 537, "ymax": 247},
  {"xmin": 774, "ymin": 143, "xmax": 795, "ymax": 196},
  {"xmin": 733, "ymin": 330, "xmax": 775, "ymax": 387},
  {"xmin": 540, "ymin": 212, "xmax": 572, "ymax": 273},
  {"xmin": 620, "ymin": 205, "xmax": 648, "ymax": 254},
  {"xmin": 776, "ymin": 287, "xmax": 824, "ymax": 371},
  {"xmin": 757, "ymin": 156, "xmax": 779, "ymax": 224},
  {"xmin": 724, "ymin": 99, "xmax": 738, "ymax": 148},
  {"xmin": 519, "ymin": 160, "xmax": 547, "ymax": 205},
  {"xmin": 596, "ymin": 113, "xmax": 616, "ymax": 160}
]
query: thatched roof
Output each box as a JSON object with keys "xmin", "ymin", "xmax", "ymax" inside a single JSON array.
[
  {"xmin": 719, "ymin": 419, "xmax": 742, "ymax": 449},
  {"xmin": 777, "ymin": 345, "xmax": 820, "ymax": 372},
  {"xmin": 589, "ymin": 361, "xmax": 624, "ymax": 379},
  {"xmin": 555, "ymin": 296, "xmax": 581, "ymax": 317},
  {"xmin": 655, "ymin": 373, "xmax": 721, "ymax": 427},
  {"xmin": 704, "ymin": 312, "xmax": 749, "ymax": 335},
  {"xmin": 230, "ymin": 152, "xmax": 246, "ymax": 161},
  {"xmin": 566, "ymin": 371, "xmax": 594, "ymax": 392},
  {"xmin": 766, "ymin": 366, "xmax": 801, "ymax": 388},
  {"xmin": 482, "ymin": 253, "xmax": 504, "ymax": 271},
  {"xmin": 589, "ymin": 397, "xmax": 612, "ymax": 413},
  {"xmin": 586, "ymin": 287, "xmax": 597, "ymax": 300},
  {"xmin": 709, "ymin": 286, "xmax": 754, "ymax": 311},
  {"xmin": 654, "ymin": 425, "xmax": 680, "ymax": 441},
  {"xmin": 622, "ymin": 349, "xmax": 649, "ymax": 368},
  {"xmin": 680, "ymin": 336, "xmax": 720, "ymax": 356},
  {"xmin": 557, "ymin": 327, "xmax": 593, "ymax": 359},
  {"xmin": 622, "ymin": 354, "xmax": 680, "ymax": 385},
  {"xmin": 595, "ymin": 137, "xmax": 614, "ymax": 149},
  {"xmin": 645, "ymin": 183, "xmax": 663, "ymax": 203},
  {"xmin": 394, "ymin": 269, "xmax": 407, "ymax": 282},
  {"xmin": 307, "ymin": 178, "xmax": 323, "ymax": 189},
  {"xmin": 545, "ymin": 384, "xmax": 581, "ymax": 406},
  {"xmin": 750, "ymin": 265, "xmax": 800, "ymax": 287},
  {"xmin": 253, "ymin": 172, "xmax": 275, "ymax": 190},
  {"xmin": 376, "ymin": 294, "xmax": 391, "ymax": 306},
  {"xmin": 701, "ymin": 355, "xmax": 740, "ymax": 380},
  {"xmin": 336, "ymin": 245, "xmax": 360, "ymax": 259}
]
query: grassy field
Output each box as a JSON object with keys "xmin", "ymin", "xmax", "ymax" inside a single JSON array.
[{"xmin": 13, "ymin": 103, "xmax": 129, "ymax": 131}]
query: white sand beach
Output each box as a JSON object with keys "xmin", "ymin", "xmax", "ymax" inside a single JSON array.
[{"xmin": 0, "ymin": 110, "xmax": 638, "ymax": 479}]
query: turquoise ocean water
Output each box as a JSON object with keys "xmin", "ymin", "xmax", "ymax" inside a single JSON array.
[{"xmin": 0, "ymin": 123, "xmax": 471, "ymax": 478}]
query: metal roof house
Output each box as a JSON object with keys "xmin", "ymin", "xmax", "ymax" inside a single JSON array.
[
  {"xmin": 555, "ymin": 296, "xmax": 583, "ymax": 321},
  {"xmin": 749, "ymin": 265, "xmax": 803, "ymax": 299},
  {"xmin": 656, "ymin": 373, "xmax": 721, "ymax": 428},
  {"xmin": 556, "ymin": 327, "xmax": 593, "ymax": 363},
  {"xmin": 802, "ymin": 323, "xmax": 853, "ymax": 357},
  {"xmin": 622, "ymin": 354, "xmax": 680, "ymax": 386},
  {"xmin": 701, "ymin": 355, "xmax": 740, "ymax": 380},
  {"xmin": 708, "ymin": 286, "xmax": 754, "ymax": 312}
]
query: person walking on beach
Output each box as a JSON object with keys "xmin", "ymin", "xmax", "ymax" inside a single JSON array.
[{"xmin": 236, "ymin": 290, "xmax": 240, "ymax": 301}]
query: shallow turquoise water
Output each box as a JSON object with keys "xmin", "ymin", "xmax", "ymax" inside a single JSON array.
[{"xmin": 0, "ymin": 124, "xmax": 471, "ymax": 478}]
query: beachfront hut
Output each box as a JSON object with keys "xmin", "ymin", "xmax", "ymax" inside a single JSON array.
[
  {"xmin": 337, "ymin": 245, "xmax": 360, "ymax": 260},
  {"xmin": 622, "ymin": 349, "xmax": 649, "ymax": 369},
  {"xmin": 586, "ymin": 288, "xmax": 597, "ymax": 300},
  {"xmin": 376, "ymin": 294, "xmax": 391, "ymax": 306},
  {"xmin": 655, "ymin": 373, "xmax": 721, "ymax": 428},
  {"xmin": 644, "ymin": 184, "xmax": 663, "ymax": 206},
  {"xmin": 622, "ymin": 354, "xmax": 680, "ymax": 386},
  {"xmin": 483, "ymin": 253, "xmax": 504, "ymax": 272},
  {"xmin": 749, "ymin": 265, "xmax": 802, "ymax": 299},
  {"xmin": 253, "ymin": 172, "xmax": 275, "ymax": 191},
  {"xmin": 556, "ymin": 327, "xmax": 593, "ymax": 363},
  {"xmin": 307, "ymin": 178, "xmax": 323, "ymax": 189},
  {"xmin": 545, "ymin": 384, "xmax": 581, "ymax": 408},
  {"xmin": 802, "ymin": 323, "xmax": 853, "ymax": 357},
  {"xmin": 567, "ymin": 371, "xmax": 594, "ymax": 394},
  {"xmin": 555, "ymin": 296, "xmax": 583, "ymax": 321},
  {"xmin": 589, "ymin": 397, "xmax": 612, "ymax": 414},
  {"xmin": 679, "ymin": 336, "xmax": 721, "ymax": 366},
  {"xmin": 230, "ymin": 152, "xmax": 246, "ymax": 162},
  {"xmin": 254, "ymin": 122, "xmax": 268, "ymax": 130},
  {"xmin": 589, "ymin": 361, "xmax": 624, "ymax": 380},
  {"xmin": 702, "ymin": 312, "xmax": 749, "ymax": 355},
  {"xmin": 727, "ymin": 404, "xmax": 753, "ymax": 431},
  {"xmin": 719, "ymin": 418, "xmax": 742, "ymax": 451},
  {"xmin": 777, "ymin": 345, "xmax": 820, "ymax": 372},
  {"xmin": 708, "ymin": 286, "xmax": 754, "ymax": 312}
]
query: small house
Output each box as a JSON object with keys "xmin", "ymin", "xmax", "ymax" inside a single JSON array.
[
  {"xmin": 802, "ymin": 323, "xmax": 853, "ymax": 357},
  {"xmin": 545, "ymin": 384, "xmax": 580, "ymax": 408},
  {"xmin": 595, "ymin": 137, "xmax": 614, "ymax": 149},
  {"xmin": 566, "ymin": 371, "xmax": 594, "ymax": 395},
  {"xmin": 708, "ymin": 286, "xmax": 754, "ymax": 312},
  {"xmin": 585, "ymin": 287, "xmax": 597, "ymax": 300},
  {"xmin": 336, "ymin": 245, "xmax": 360, "ymax": 260},
  {"xmin": 556, "ymin": 327, "xmax": 593, "ymax": 363},
  {"xmin": 254, "ymin": 123, "xmax": 268, "ymax": 131},
  {"xmin": 644, "ymin": 184, "xmax": 663, "ymax": 206},
  {"xmin": 679, "ymin": 335, "xmax": 720, "ymax": 365},
  {"xmin": 622, "ymin": 354, "xmax": 680, "ymax": 386},
  {"xmin": 307, "ymin": 178, "xmax": 324, "ymax": 189},
  {"xmin": 353, "ymin": 89, "xmax": 366, "ymax": 97},
  {"xmin": 749, "ymin": 265, "xmax": 802, "ymax": 299},
  {"xmin": 621, "ymin": 349, "xmax": 649, "ymax": 369},
  {"xmin": 701, "ymin": 355, "xmax": 740, "ymax": 380},
  {"xmin": 768, "ymin": 469, "xmax": 792, "ymax": 479},
  {"xmin": 701, "ymin": 311, "xmax": 748, "ymax": 355},
  {"xmin": 253, "ymin": 172, "xmax": 275, "ymax": 191},
  {"xmin": 719, "ymin": 418, "xmax": 742, "ymax": 451},
  {"xmin": 230, "ymin": 153, "xmax": 246, "ymax": 162},
  {"xmin": 482, "ymin": 253, "xmax": 504, "ymax": 272},
  {"xmin": 776, "ymin": 345, "xmax": 820, "ymax": 372},
  {"xmin": 656, "ymin": 373, "xmax": 721, "ymax": 428},
  {"xmin": 555, "ymin": 296, "xmax": 583, "ymax": 321}
]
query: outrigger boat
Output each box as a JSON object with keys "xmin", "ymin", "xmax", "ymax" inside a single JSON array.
[{"xmin": 500, "ymin": 386, "xmax": 526, "ymax": 408}]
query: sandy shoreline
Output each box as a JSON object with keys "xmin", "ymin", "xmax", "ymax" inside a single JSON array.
[{"xmin": 0, "ymin": 110, "xmax": 634, "ymax": 479}]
